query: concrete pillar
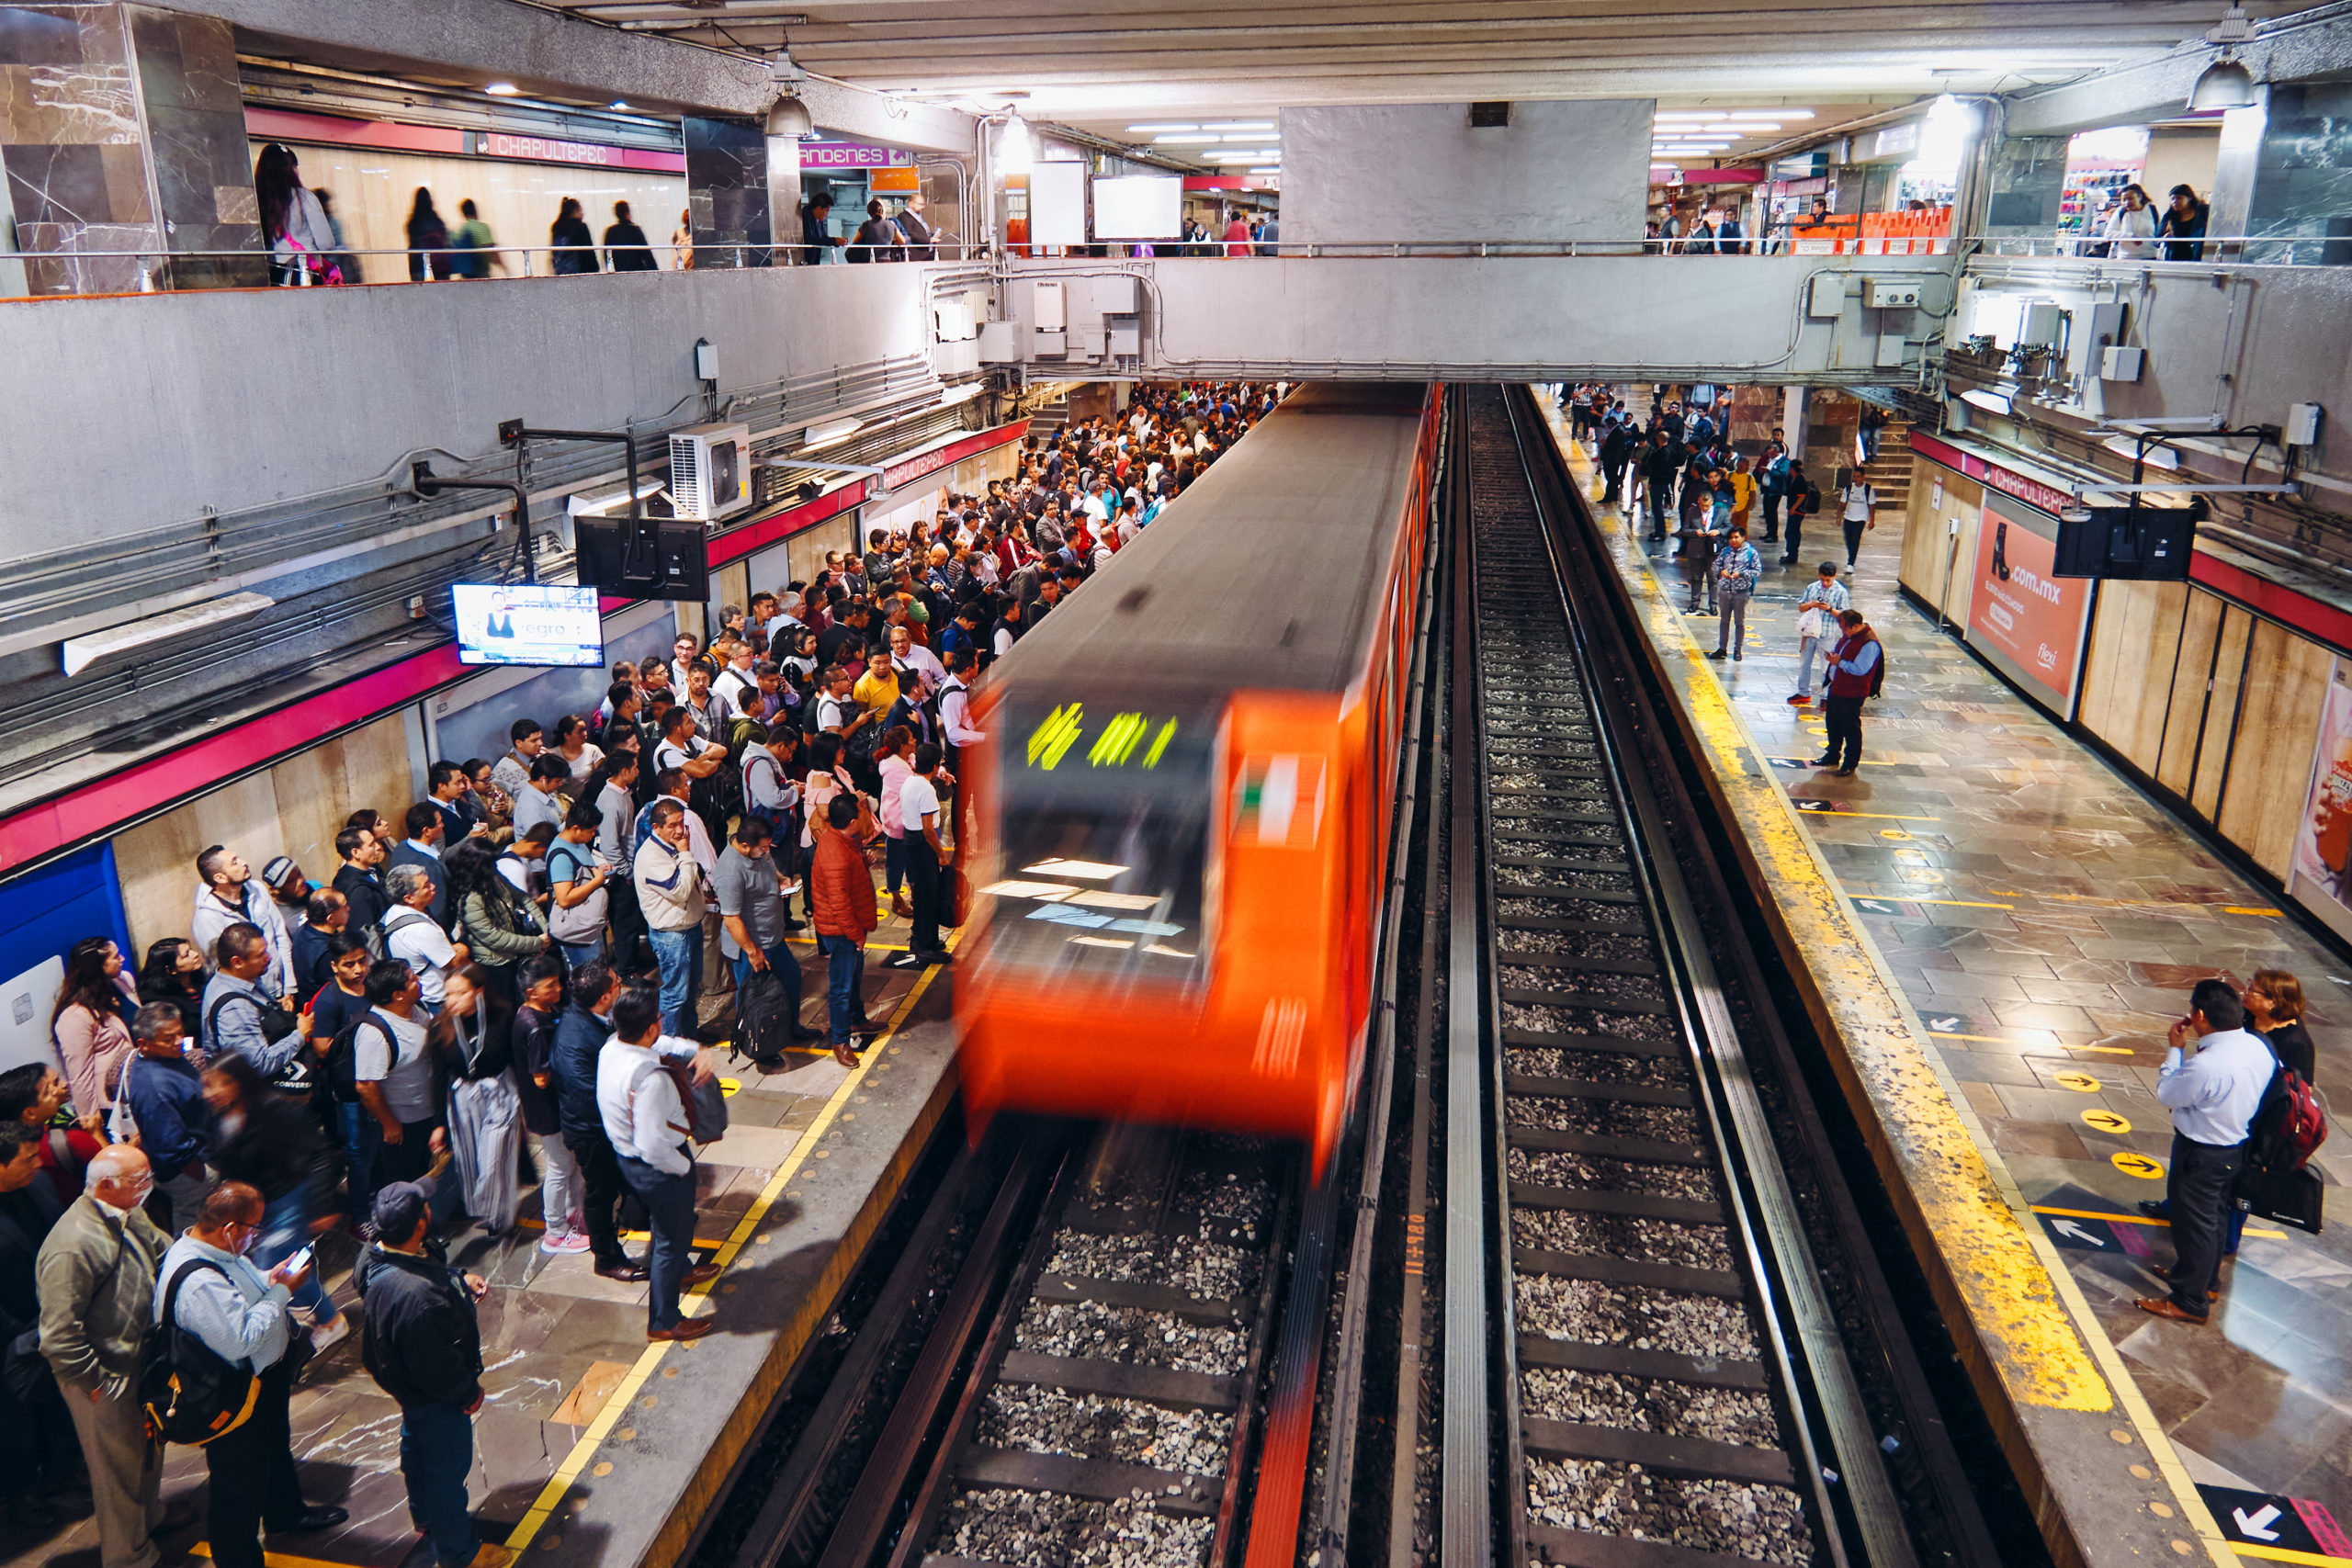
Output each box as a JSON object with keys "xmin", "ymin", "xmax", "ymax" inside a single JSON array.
[
  {"xmin": 0, "ymin": 2, "xmax": 263, "ymax": 295},
  {"xmin": 1782, "ymin": 388, "xmax": 1810, "ymax": 458},
  {"xmin": 684, "ymin": 115, "xmax": 771, "ymax": 267},
  {"xmin": 2206, "ymin": 88, "xmax": 2267, "ymax": 259},
  {"xmin": 2239, "ymin": 83, "xmax": 2352, "ymax": 264},
  {"xmin": 1984, "ymin": 134, "xmax": 2070, "ymax": 240}
]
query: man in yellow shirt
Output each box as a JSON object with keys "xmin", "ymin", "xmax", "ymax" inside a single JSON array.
[
  {"xmin": 851, "ymin": 649, "xmax": 900, "ymax": 723},
  {"xmin": 1728, "ymin": 457, "xmax": 1757, "ymax": 536}
]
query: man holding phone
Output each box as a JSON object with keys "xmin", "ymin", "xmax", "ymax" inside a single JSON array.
[
  {"xmin": 158, "ymin": 1182, "xmax": 348, "ymax": 1568},
  {"xmin": 356, "ymin": 1180, "xmax": 508, "ymax": 1568},
  {"xmin": 2136, "ymin": 978, "xmax": 2276, "ymax": 1325}
]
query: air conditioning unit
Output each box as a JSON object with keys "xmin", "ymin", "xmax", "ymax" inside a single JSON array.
[{"xmin": 667, "ymin": 422, "xmax": 752, "ymax": 522}]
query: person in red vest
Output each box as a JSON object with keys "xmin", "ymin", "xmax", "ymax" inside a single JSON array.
[{"xmin": 1814, "ymin": 610, "xmax": 1883, "ymax": 778}]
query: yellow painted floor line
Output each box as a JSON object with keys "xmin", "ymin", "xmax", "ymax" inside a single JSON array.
[
  {"xmin": 501, "ymin": 932, "xmax": 956, "ymax": 1553},
  {"xmin": 2030, "ymin": 1205, "xmax": 2289, "ymax": 1241},
  {"xmin": 189, "ymin": 1549, "xmax": 355, "ymax": 1568},
  {"xmin": 2232, "ymin": 1541, "xmax": 2352, "ymax": 1566},
  {"xmin": 1793, "ymin": 807, "xmax": 1944, "ymax": 821}
]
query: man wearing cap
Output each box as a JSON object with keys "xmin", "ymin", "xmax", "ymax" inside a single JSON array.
[
  {"xmin": 597, "ymin": 988, "xmax": 718, "ymax": 1341},
  {"xmin": 356, "ymin": 1181, "xmax": 509, "ymax": 1568}
]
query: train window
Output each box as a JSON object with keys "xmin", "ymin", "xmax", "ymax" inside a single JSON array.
[{"xmin": 982, "ymin": 693, "xmax": 1221, "ymax": 989}]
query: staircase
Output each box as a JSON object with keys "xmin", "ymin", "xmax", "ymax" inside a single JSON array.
[{"xmin": 1860, "ymin": 421, "xmax": 1913, "ymax": 511}]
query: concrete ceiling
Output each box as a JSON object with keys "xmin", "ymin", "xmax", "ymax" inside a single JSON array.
[{"xmin": 530, "ymin": 0, "xmax": 2324, "ymax": 160}]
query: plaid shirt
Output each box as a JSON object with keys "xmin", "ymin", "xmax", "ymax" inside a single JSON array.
[{"xmin": 1712, "ymin": 542, "xmax": 1762, "ymax": 595}]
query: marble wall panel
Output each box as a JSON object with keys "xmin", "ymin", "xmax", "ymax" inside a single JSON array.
[{"xmin": 684, "ymin": 114, "xmax": 769, "ymax": 267}]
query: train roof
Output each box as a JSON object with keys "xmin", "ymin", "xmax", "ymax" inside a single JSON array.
[{"xmin": 987, "ymin": 381, "xmax": 1429, "ymax": 698}]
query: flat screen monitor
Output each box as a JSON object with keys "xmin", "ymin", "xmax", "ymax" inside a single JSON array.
[
  {"xmin": 1092, "ymin": 175, "xmax": 1183, "ymax": 239},
  {"xmin": 451, "ymin": 583, "xmax": 604, "ymax": 667}
]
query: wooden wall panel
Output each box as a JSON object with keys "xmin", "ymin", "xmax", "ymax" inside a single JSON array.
[
  {"xmin": 2079, "ymin": 580, "xmax": 2188, "ymax": 774},
  {"xmin": 2155, "ymin": 589, "xmax": 2226, "ymax": 795},
  {"xmin": 2191, "ymin": 605, "xmax": 2256, "ymax": 820},
  {"xmin": 1896, "ymin": 460, "xmax": 1982, "ymax": 616},
  {"xmin": 2216, "ymin": 617, "xmax": 2335, "ymax": 878}
]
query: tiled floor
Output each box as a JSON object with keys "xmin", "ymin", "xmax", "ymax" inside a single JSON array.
[
  {"xmin": 1549, "ymin": 400, "xmax": 2352, "ymax": 1528},
  {"xmin": 1, "ymin": 896, "xmax": 951, "ymax": 1568}
]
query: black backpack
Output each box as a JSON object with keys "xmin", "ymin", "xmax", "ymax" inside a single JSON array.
[
  {"xmin": 203, "ymin": 990, "xmax": 311, "ymax": 1094},
  {"xmin": 321, "ymin": 1009, "xmax": 394, "ymax": 1105},
  {"xmin": 732, "ymin": 963, "xmax": 797, "ymax": 1064},
  {"xmin": 141, "ymin": 1259, "xmax": 260, "ymax": 1447}
]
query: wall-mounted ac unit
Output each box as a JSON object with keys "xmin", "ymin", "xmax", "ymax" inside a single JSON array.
[{"xmin": 668, "ymin": 422, "xmax": 752, "ymax": 522}]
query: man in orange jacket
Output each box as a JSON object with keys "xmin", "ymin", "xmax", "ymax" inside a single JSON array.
[{"xmin": 810, "ymin": 792, "xmax": 879, "ymax": 1066}]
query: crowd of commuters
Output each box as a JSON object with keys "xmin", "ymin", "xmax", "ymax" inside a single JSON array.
[{"xmin": 0, "ymin": 379, "xmax": 1281, "ymax": 1565}]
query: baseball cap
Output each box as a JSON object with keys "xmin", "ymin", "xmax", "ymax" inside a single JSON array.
[
  {"xmin": 263, "ymin": 855, "xmax": 298, "ymax": 885},
  {"xmin": 371, "ymin": 1180, "xmax": 432, "ymax": 1241}
]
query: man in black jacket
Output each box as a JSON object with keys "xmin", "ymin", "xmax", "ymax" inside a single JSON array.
[
  {"xmin": 356, "ymin": 1181, "xmax": 510, "ymax": 1568},
  {"xmin": 333, "ymin": 825, "xmax": 390, "ymax": 938},
  {"xmin": 549, "ymin": 963, "xmax": 645, "ymax": 1282}
]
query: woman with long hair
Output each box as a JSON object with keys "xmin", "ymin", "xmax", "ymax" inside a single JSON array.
[
  {"xmin": 51, "ymin": 936, "xmax": 137, "ymax": 1116},
  {"xmin": 137, "ymin": 938, "xmax": 206, "ymax": 1023},
  {"xmin": 445, "ymin": 838, "xmax": 549, "ymax": 1005},
  {"xmin": 203, "ymin": 1051, "xmax": 345, "ymax": 1347},
  {"xmin": 405, "ymin": 186, "xmax": 450, "ymax": 282},
  {"xmin": 554, "ymin": 714, "xmax": 605, "ymax": 781},
  {"xmin": 254, "ymin": 142, "xmax": 338, "ymax": 286},
  {"xmin": 2245, "ymin": 970, "xmax": 2315, "ymax": 1086},
  {"xmin": 426, "ymin": 963, "xmax": 521, "ymax": 1237},
  {"xmin": 551, "ymin": 197, "xmax": 600, "ymax": 275}
]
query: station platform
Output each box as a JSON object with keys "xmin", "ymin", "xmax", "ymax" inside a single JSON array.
[
  {"xmin": 1544, "ymin": 400, "xmax": 2352, "ymax": 1568},
  {"xmin": 2, "ymin": 907, "xmax": 960, "ymax": 1568}
]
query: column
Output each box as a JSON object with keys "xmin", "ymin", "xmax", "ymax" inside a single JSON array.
[{"xmin": 684, "ymin": 115, "xmax": 771, "ymax": 268}]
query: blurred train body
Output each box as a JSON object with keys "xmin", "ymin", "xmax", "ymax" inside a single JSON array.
[{"xmin": 956, "ymin": 382, "xmax": 1441, "ymax": 1174}]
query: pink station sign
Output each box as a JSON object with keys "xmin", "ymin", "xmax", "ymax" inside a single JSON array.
[{"xmin": 800, "ymin": 141, "xmax": 914, "ymax": 170}]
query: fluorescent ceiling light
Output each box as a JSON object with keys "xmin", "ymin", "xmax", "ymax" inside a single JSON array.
[
  {"xmin": 62, "ymin": 592, "xmax": 275, "ymax": 678},
  {"xmin": 1023, "ymin": 859, "xmax": 1129, "ymax": 880},
  {"xmin": 1208, "ymin": 151, "xmax": 1277, "ymax": 162},
  {"xmin": 1204, "ymin": 120, "xmax": 1274, "ymax": 130},
  {"xmin": 1706, "ymin": 122, "xmax": 1777, "ymax": 133},
  {"xmin": 1067, "ymin": 890, "xmax": 1164, "ymax": 910},
  {"xmin": 803, "ymin": 416, "xmax": 865, "ymax": 450},
  {"xmin": 1069, "ymin": 935, "xmax": 1136, "ymax": 950},
  {"xmin": 1153, "ymin": 132, "xmax": 1222, "ymax": 144},
  {"xmin": 1221, "ymin": 132, "xmax": 1276, "ymax": 141},
  {"xmin": 1654, "ymin": 111, "xmax": 1717, "ymax": 120},
  {"xmin": 1248, "ymin": 167, "xmax": 1282, "ymax": 175},
  {"xmin": 1127, "ymin": 122, "xmax": 1197, "ymax": 132},
  {"xmin": 979, "ymin": 879, "xmax": 1082, "ymax": 900},
  {"xmin": 1731, "ymin": 109, "xmax": 1812, "ymax": 119},
  {"xmin": 1959, "ymin": 389, "xmax": 2013, "ymax": 417},
  {"xmin": 485, "ymin": 81, "xmax": 520, "ymax": 96},
  {"xmin": 608, "ymin": 100, "xmax": 629, "ymax": 110}
]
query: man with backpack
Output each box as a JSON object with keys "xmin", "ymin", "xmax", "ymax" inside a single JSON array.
[
  {"xmin": 39, "ymin": 1144, "xmax": 187, "ymax": 1568},
  {"xmin": 201, "ymin": 924, "xmax": 310, "ymax": 1081},
  {"xmin": 546, "ymin": 803, "xmax": 610, "ymax": 970},
  {"xmin": 717, "ymin": 817, "xmax": 821, "ymax": 1066},
  {"xmin": 155, "ymin": 1182, "xmax": 345, "ymax": 1568},
  {"xmin": 2137, "ymin": 979, "xmax": 2281, "ymax": 1325},
  {"xmin": 1815, "ymin": 609, "xmax": 1882, "ymax": 777},
  {"xmin": 355, "ymin": 1180, "xmax": 511, "ymax": 1568},
  {"xmin": 597, "ymin": 989, "xmax": 719, "ymax": 1342}
]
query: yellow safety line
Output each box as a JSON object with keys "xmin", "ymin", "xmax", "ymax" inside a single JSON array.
[
  {"xmin": 1792, "ymin": 807, "xmax": 1944, "ymax": 821},
  {"xmin": 2030, "ymin": 1205, "xmax": 2287, "ymax": 1240},
  {"xmin": 2231, "ymin": 1542, "xmax": 2352, "ymax": 1566},
  {"xmin": 501, "ymin": 939, "xmax": 956, "ymax": 1553},
  {"xmin": 189, "ymin": 1548, "xmax": 354, "ymax": 1568}
]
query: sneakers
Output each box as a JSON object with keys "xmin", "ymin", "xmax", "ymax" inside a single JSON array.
[
  {"xmin": 540, "ymin": 1228, "xmax": 592, "ymax": 1256},
  {"xmin": 309, "ymin": 1314, "xmax": 352, "ymax": 1354},
  {"xmin": 1788, "ymin": 694, "xmax": 1811, "ymax": 705}
]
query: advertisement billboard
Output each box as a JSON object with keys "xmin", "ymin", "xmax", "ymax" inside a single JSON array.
[
  {"xmin": 2289, "ymin": 661, "xmax": 2352, "ymax": 942},
  {"xmin": 1963, "ymin": 494, "xmax": 2096, "ymax": 718}
]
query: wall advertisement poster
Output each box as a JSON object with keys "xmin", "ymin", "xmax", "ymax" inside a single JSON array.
[
  {"xmin": 2290, "ymin": 661, "xmax": 2352, "ymax": 942},
  {"xmin": 1963, "ymin": 492, "xmax": 2096, "ymax": 719}
]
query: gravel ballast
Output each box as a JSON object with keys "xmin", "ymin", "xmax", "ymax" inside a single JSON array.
[
  {"xmin": 1014, "ymin": 1300, "xmax": 1250, "ymax": 1376},
  {"xmin": 1515, "ymin": 1275, "xmax": 1760, "ymax": 1360},
  {"xmin": 1526, "ymin": 1459, "xmax": 1815, "ymax": 1565},
  {"xmin": 976, "ymin": 1386, "xmax": 1234, "ymax": 1476},
  {"xmin": 931, "ymin": 1486, "xmax": 1215, "ymax": 1568},
  {"xmin": 1510, "ymin": 1205, "xmax": 1735, "ymax": 1271},
  {"xmin": 1044, "ymin": 1230, "xmax": 1259, "ymax": 1302},
  {"xmin": 1504, "ymin": 1045, "xmax": 1681, "ymax": 1087},
  {"xmin": 1507, "ymin": 1096, "xmax": 1702, "ymax": 1145},
  {"xmin": 1521, "ymin": 1367, "xmax": 1784, "ymax": 1450},
  {"xmin": 1506, "ymin": 1145, "xmax": 1714, "ymax": 1201}
]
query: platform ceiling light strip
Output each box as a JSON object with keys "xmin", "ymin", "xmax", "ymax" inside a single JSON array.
[
  {"xmin": 1153, "ymin": 132, "xmax": 1223, "ymax": 144},
  {"xmin": 1127, "ymin": 122, "xmax": 1198, "ymax": 132},
  {"xmin": 1205, "ymin": 120, "xmax": 1275, "ymax": 130},
  {"xmin": 1023, "ymin": 858, "xmax": 1129, "ymax": 880}
]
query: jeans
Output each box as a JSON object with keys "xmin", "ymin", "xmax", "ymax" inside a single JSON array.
[
  {"xmin": 1795, "ymin": 635, "xmax": 1824, "ymax": 696},
  {"xmin": 254, "ymin": 1189, "xmax": 335, "ymax": 1326},
  {"xmin": 536, "ymin": 1130, "xmax": 582, "ymax": 1235},
  {"xmin": 570, "ymin": 1125, "xmax": 629, "ymax": 1269},
  {"xmin": 399, "ymin": 1402, "xmax": 477, "ymax": 1568},
  {"xmin": 2165, "ymin": 1134, "xmax": 2245, "ymax": 1314},
  {"xmin": 336, "ymin": 1100, "xmax": 381, "ymax": 1224},
  {"xmin": 1823, "ymin": 695, "xmax": 1865, "ymax": 768},
  {"xmin": 907, "ymin": 845, "xmax": 944, "ymax": 956},
  {"xmin": 1715, "ymin": 588, "xmax": 1751, "ymax": 655},
  {"xmin": 647, "ymin": 925, "xmax": 702, "ymax": 1037},
  {"xmin": 560, "ymin": 938, "xmax": 605, "ymax": 971},
  {"xmin": 616, "ymin": 1153, "xmax": 696, "ymax": 1332},
  {"xmin": 1843, "ymin": 517, "xmax": 1868, "ymax": 565},
  {"xmin": 1761, "ymin": 490, "xmax": 1783, "ymax": 539},
  {"xmin": 819, "ymin": 932, "xmax": 866, "ymax": 1043},
  {"xmin": 884, "ymin": 834, "xmax": 907, "ymax": 896},
  {"xmin": 200, "ymin": 1358, "xmax": 306, "ymax": 1568},
  {"xmin": 1781, "ymin": 513, "xmax": 1804, "ymax": 562},
  {"xmin": 1645, "ymin": 483, "xmax": 1669, "ymax": 538}
]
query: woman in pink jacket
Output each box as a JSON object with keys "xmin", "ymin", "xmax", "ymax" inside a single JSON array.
[{"xmin": 51, "ymin": 937, "xmax": 138, "ymax": 1117}]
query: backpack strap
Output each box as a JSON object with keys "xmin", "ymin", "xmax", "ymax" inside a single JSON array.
[{"xmin": 161, "ymin": 1257, "xmax": 250, "ymax": 1370}]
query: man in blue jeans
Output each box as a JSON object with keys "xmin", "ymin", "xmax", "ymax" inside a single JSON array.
[
  {"xmin": 810, "ymin": 793, "xmax": 879, "ymax": 1067},
  {"xmin": 356, "ymin": 1180, "xmax": 512, "ymax": 1568},
  {"xmin": 632, "ymin": 799, "xmax": 705, "ymax": 1038},
  {"xmin": 716, "ymin": 817, "xmax": 824, "ymax": 1061},
  {"xmin": 597, "ymin": 989, "xmax": 718, "ymax": 1341}
]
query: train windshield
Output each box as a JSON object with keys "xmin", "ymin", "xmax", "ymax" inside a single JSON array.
[{"xmin": 983, "ymin": 693, "xmax": 1220, "ymax": 990}]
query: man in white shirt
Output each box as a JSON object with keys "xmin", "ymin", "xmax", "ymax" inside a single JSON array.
[
  {"xmin": 382, "ymin": 865, "xmax": 466, "ymax": 1012},
  {"xmin": 596, "ymin": 988, "xmax": 718, "ymax": 1341},
  {"xmin": 1838, "ymin": 478, "xmax": 1876, "ymax": 572},
  {"xmin": 894, "ymin": 742, "xmax": 953, "ymax": 970},
  {"xmin": 510, "ymin": 754, "xmax": 570, "ymax": 840},
  {"xmin": 887, "ymin": 623, "xmax": 945, "ymax": 699},
  {"xmin": 2137, "ymin": 979, "xmax": 2279, "ymax": 1325},
  {"xmin": 711, "ymin": 641, "xmax": 758, "ymax": 723}
]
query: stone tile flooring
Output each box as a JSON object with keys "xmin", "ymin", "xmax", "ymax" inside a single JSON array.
[
  {"xmin": 1548, "ymin": 400, "xmax": 2352, "ymax": 1528},
  {"xmin": 0, "ymin": 898, "xmax": 947, "ymax": 1568}
]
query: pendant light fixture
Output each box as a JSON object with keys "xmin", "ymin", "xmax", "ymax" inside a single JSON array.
[{"xmin": 2189, "ymin": 5, "xmax": 2259, "ymax": 110}]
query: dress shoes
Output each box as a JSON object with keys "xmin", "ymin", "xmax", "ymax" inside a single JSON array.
[
  {"xmin": 2134, "ymin": 1296, "xmax": 2209, "ymax": 1325},
  {"xmin": 649, "ymin": 1319, "xmax": 716, "ymax": 1343}
]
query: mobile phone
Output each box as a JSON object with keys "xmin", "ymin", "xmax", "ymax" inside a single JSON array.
[{"xmin": 284, "ymin": 1245, "xmax": 314, "ymax": 1275}]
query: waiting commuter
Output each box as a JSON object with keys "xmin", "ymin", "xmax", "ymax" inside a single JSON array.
[
  {"xmin": 550, "ymin": 962, "xmax": 642, "ymax": 1280},
  {"xmin": 1780, "ymin": 461, "xmax": 1819, "ymax": 566},
  {"xmin": 895, "ymin": 743, "xmax": 954, "ymax": 972},
  {"xmin": 158, "ymin": 1182, "xmax": 347, "ymax": 1568},
  {"xmin": 848, "ymin": 198, "xmax": 904, "ymax": 264},
  {"xmin": 896, "ymin": 193, "xmax": 937, "ymax": 261},
  {"xmin": 1788, "ymin": 564, "xmax": 1850, "ymax": 705},
  {"xmin": 811, "ymin": 793, "xmax": 878, "ymax": 1067},
  {"xmin": 635, "ymin": 801, "xmax": 706, "ymax": 1038},
  {"xmin": 1708, "ymin": 528, "xmax": 1762, "ymax": 661},
  {"xmin": 598, "ymin": 989, "xmax": 718, "ymax": 1342},
  {"xmin": 386, "ymin": 804, "xmax": 453, "ymax": 928},
  {"xmin": 254, "ymin": 142, "xmax": 339, "ymax": 287},
  {"xmin": 2137, "ymin": 979, "xmax": 2276, "ymax": 1325},
  {"xmin": 1815, "ymin": 610, "xmax": 1881, "ymax": 777},
  {"xmin": 199, "ymin": 1053, "xmax": 343, "ymax": 1348},
  {"xmin": 800, "ymin": 192, "xmax": 843, "ymax": 264},
  {"xmin": 384, "ymin": 864, "xmax": 467, "ymax": 1011},
  {"xmin": 427, "ymin": 964, "xmax": 519, "ymax": 1240},
  {"xmin": 353, "ymin": 1179, "xmax": 510, "ymax": 1568},
  {"xmin": 117, "ymin": 1005, "xmax": 210, "ymax": 1232},
  {"xmin": 405, "ymin": 187, "xmax": 451, "ymax": 281},
  {"xmin": 51, "ymin": 937, "xmax": 136, "ymax": 1121},
  {"xmin": 550, "ymin": 197, "xmax": 599, "ymax": 275},
  {"xmin": 2159, "ymin": 185, "xmax": 2209, "ymax": 262},
  {"xmin": 289, "ymin": 889, "xmax": 348, "ymax": 999},
  {"xmin": 673, "ymin": 208, "xmax": 695, "ymax": 269},
  {"xmin": 605, "ymin": 200, "xmax": 658, "ymax": 272},
  {"xmin": 201, "ymin": 923, "xmax": 307, "ymax": 1080},
  {"xmin": 1838, "ymin": 474, "xmax": 1876, "ymax": 571},
  {"xmin": 192, "ymin": 845, "xmax": 297, "ymax": 998},
  {"xmin": 38, "ymin": 1144, "xmax": 184, "ymax": 1568},
  {"xmin": 0, "ymin": 1122, "xmax": 81, "ymax": 1528},
  {"xmin": 334, "ymin": 826, "xmax": 391, "ymax": 936}
]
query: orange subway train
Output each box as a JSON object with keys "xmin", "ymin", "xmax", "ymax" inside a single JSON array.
[{"xmin": 955, "ymin": 382, "xmax": 1441, "ymax": 1175}]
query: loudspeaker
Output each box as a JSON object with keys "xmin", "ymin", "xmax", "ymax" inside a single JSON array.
[{"xmin": 575, "ymin": 517, "xmax": 710, "ymax": 601}]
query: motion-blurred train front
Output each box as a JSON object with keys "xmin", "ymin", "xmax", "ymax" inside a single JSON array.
[{"xmin": 956, "ymin": 384, "xmax": 1440, "ymax": 1175}]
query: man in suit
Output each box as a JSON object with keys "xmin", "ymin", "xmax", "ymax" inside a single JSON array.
[{"xmin": 384, "ymin": 802, "xmax": 452, "ymax": 929}]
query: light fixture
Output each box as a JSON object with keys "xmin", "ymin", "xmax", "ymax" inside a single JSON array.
[
  {"xmin": 764, "ymin": 95, "xmax": 814, "ymax": 139},
  {"xmin": 485, "ymin": 81, "xmax": 519, "ymax": 96},
  {"xmin": 803, "ymin": 416, "xmax": 864, "ymax": 451},
  {"xmin": 2060, "ymin": 499, "xmax": 2096, "ymax": 524},
  {"xmin": 1127, "ymin": 122, "xmax": 1197, "ymax": 132},
  {"xmin": 1705, "ymin": 122, "xmax": 1779, "ymax": 133},
  {"xmin": 1221, "ymin": 132, "xmax": 1276, "ymax": 141},
  {"xmin": 1249, "ymin": 166, "xmax": 1281, "ymax": 174},
  {"xmin": 1152, "ymin": 132, "xmax": 1223, "ymax": 144},
  {"xmin": 2190, "ymin": 57, "xmax": 2257, "ymax": 110},
  {"xmin": 608, "ymin": 99, "xmax": 630, "ymax": 110},
  {"xmin": 1204, "ymin": 120, "xmax": 1274, "ymax": 130},
  {"xmin": 1000, "ymin": 111, "xmax": 1033, "ymax": 175},
  {"xmin": 1959, "ymin": 388, "xmax": 2013, "ymax": 417}
]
